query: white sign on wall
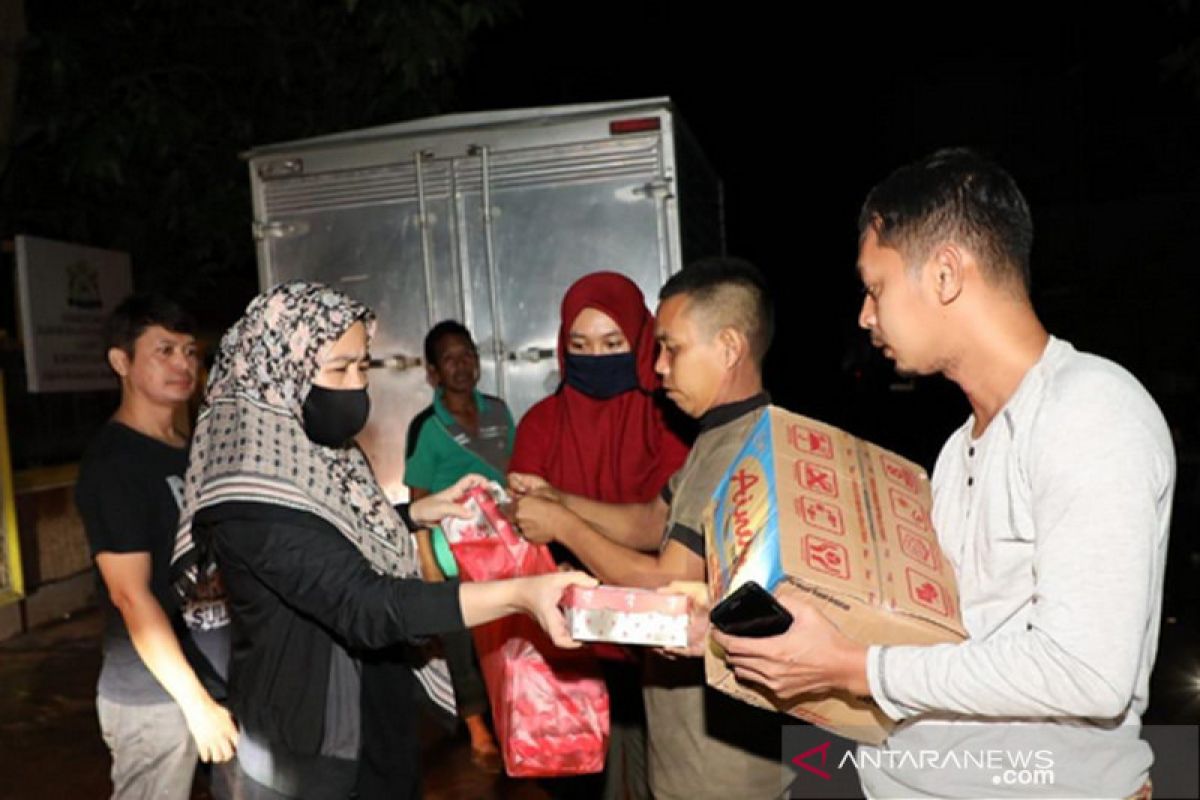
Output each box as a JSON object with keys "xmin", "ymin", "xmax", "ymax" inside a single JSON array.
[{"xmin": 15, "ymin": 235, "xmax": 134, "ymax": 393}]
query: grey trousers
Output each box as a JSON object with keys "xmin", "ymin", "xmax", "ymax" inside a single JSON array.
[{"xmin": 97, "ymin": 695, "xmax": 197, "ymax": 800}]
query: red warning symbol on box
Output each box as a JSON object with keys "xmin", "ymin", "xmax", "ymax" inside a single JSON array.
[
  {"xmin": 889, "ymin": 487, "xmax": 929, "ymax": 531},
  {"xmin": 788, "ymin": 425, "xmax": 833, "ymax": 459},
  {"xmin": 881, "ymin": 455, "xmax": 920, "ymax": 494},
  {"xmin": 906, "ymin": 568, "xmax": 950, "ymax": 617},
  {"xmin": 796, "ymin": 496, "xmax": 845, "ymax": 536},
  {"xmin": 805, "ymin": 536, "xmax": 850, "ymax": 581},
  {"xmin": 898, "ymin": 524, "xmax": 939, "ymax": 570},
  {"xmin": 795, "ymin": 460, "xmax": 838, "ymax": 498}
]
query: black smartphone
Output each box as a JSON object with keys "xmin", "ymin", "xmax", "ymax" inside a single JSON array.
[{"xmin": 709, "ymin": 580, "xmax": 793, "ymax": 638}]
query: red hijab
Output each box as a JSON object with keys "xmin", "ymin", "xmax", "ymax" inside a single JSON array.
[{"xmin": 509, "ymin": 272, "xmax": 690, "ymax": 503}]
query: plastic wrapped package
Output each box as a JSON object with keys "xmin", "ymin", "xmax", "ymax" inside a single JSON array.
[{"xmin": 561, "ymin": 585, "xmax": 688, "ymax": 647}]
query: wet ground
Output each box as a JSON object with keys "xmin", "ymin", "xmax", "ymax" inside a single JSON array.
[
  {"xmin": 1, "ymin": 607, "xmax": 1197, "ymax": 799},
  {"xmin": 0, "ymin": 608, "xmax": 549, "ymax": 800}
]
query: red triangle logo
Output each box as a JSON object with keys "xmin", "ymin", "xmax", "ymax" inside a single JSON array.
[{"xmin": 791, "ymin": 740, "xmax": 832, "ymax": 780}]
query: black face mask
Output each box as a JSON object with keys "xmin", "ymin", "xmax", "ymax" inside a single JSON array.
[
  {"xmin": 301, "ymin": 385, "xmax": 371, "ymax": 448},
  {"xmin": 563, "ymin": 352, "xmax": 639, "ymax": 399}
]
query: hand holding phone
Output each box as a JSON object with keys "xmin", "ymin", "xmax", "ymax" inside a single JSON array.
[{"xmin": 709, "ymin": 580, "xmax": 793, "ymax": 638}]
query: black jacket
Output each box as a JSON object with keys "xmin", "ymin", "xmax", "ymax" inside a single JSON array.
[{"xmin": 193, "ymin": 502, "xmax": 463, "ymax": 758}]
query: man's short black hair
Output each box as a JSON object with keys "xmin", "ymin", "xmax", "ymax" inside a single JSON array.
[
  {"xmin": 424, "ymin": 320, "xmax": 474, "ymax": 365},
  {"xmin": 104, "ymin": 293, "xmax": 196, "ymax": 356},
  {"xmin": 858, "ymin": 147, "xmax": 1033, "ymax": 292},
  {"xmin": 659, "ymin": 256, "xmax": 774, "ymax": 363}
]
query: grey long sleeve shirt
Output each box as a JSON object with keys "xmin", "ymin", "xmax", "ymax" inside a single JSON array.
[{"xmin": 861, "ymin": 337, "xmax": 1175, "ymax": 799}]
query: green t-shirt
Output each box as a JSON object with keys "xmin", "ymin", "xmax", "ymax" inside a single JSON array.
[{"xmin": 404, "ymin": 389, "xmax": 514, "ymax": 576}]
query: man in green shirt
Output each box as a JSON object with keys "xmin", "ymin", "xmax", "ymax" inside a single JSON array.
[{"xmin": 404, "ymin": 320, "xmax": 514, "ymax": 771}]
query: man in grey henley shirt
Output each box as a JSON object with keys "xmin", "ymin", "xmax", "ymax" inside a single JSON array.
[{"xmin": 712, "ymin": 149, "xmax": 1175, "ymax": 799}]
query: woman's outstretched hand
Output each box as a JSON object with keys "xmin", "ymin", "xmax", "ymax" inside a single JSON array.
[
  {"xmin": 458, "ymin": 570, "xmax": 598, "ymax": 649},
  {"xmin": 409, "ymin": 473, "xmax": 490, "ymax": 526},
  {"xmin": 514, "ymin": 571, "xmax": 598, "ymax": 649}
]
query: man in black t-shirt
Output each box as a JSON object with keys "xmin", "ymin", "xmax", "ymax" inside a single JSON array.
[{"xmin": 75, "ymin": 294, "xmax": 237, "ymax": 800}]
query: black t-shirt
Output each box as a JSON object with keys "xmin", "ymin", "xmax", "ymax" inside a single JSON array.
[{"xmin": 75, "ymin": 421, "xmax": 190, "ymax": 704}]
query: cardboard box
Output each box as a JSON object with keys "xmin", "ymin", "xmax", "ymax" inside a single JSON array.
[
  {"xmin": 704, "ymin": 406, "xmax": 967, "ymax": 745},
  {"xmin": 562, "ymin": 585, "xmax": 688, "ymax": 648}
]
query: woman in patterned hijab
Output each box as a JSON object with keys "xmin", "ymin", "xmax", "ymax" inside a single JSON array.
[{"xmin": 173, "ymin": 281, "xmax": 590, "ymax": 799}]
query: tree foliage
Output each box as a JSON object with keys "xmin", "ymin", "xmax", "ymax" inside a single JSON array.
[{"xmin": 2, "ymin": 0, "xmax": 518, "ymax": 329}]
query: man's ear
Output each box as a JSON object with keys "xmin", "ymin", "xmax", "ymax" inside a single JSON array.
[
  {"xmin": 930, "ymin": 243, "xmax": 966, "ymax": 305},
  {"xmin": 716, "ymin": 326, "xmax": 747, "ymax": 370},
  {"xmin": 425, "ymin": 365, "xmax": 439, "ymax": 389},
  {"xmin": 107, "ymin": 347, "xmax": 130, "ymax": 379}
]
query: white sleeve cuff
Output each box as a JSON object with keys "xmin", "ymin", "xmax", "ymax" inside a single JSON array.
[{"xmin": 867, "ymin": 645, "xmax": 910, "ymax": 722}]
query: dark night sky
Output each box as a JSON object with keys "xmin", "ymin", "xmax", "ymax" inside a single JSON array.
[{"xmin": 446, "ymin": 1, "xmax": 1200, "ymax": 466}]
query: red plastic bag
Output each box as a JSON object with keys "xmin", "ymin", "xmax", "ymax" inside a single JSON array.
[
  {"xmin": 441, "ymin": 487, "xmax": 557, "ymax": 581},
  {"xmin": 442, "ymin": 485, "xmax": 610, "ymax": 777}
]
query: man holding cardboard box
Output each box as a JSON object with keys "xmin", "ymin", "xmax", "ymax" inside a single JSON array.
[
  {"xmin": 512, "ymin": 257, "xmax": 787, "ymax": 799},
  {"xmin": 713, "ymin": 149, "xmax": 1174, "ymax": 798}
]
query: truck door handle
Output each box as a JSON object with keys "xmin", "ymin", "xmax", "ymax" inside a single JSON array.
[
  {"xmin": 367, "ymin": 354, "xmax": 423, "ymax": 370},
  {"xmin": 506, "ymin": 347, "xmax": 556, "ymax": 363},
  {"xmin": 633, "ymin": 179, "xmax": 674, "ymax": 200}
]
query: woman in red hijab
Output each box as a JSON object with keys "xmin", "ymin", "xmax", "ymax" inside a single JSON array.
[
  {"xmin": 508, "ymin": 271, "xmax": 690, "ymax": 504},
  {"xmin": 508, "ymin": 271, "xmax": 691, "ymax": 800}
]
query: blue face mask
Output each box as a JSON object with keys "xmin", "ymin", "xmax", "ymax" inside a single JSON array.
[{"xmin": 563, "ymin": 352, "xmax": 639, "ymax": 399}]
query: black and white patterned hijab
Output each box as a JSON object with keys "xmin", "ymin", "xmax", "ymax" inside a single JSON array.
[{"xmin": 173, "ymin": 280, "xmax": 421, "ymax": 588}]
